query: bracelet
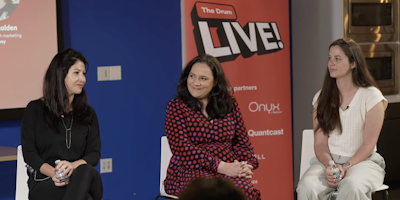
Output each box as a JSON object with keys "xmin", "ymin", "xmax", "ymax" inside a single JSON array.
[{"xmin": 344, "ymin": 161, "xmax": 352, "ymax": 169}]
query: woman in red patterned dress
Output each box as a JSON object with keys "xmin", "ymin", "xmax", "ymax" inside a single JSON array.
[{"xmin": 164, "ymin": 54, "xmax": 261, "ymax": 200}]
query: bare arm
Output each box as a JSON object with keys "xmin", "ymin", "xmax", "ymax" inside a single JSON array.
[
  {"xmin": 313, "ymin": 107, "xmax": 339, "ymax": 187},
  {"xmin": 313, "ymin": 107, "xmax": 332, "ymax": 166},
  {"xmin": 346, "ymin": 101, "xmax": 385, "ymax": 166}
]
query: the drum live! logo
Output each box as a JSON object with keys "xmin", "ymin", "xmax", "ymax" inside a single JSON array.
[{"xmin": 191, "ymin": 2, "xmax": 284, "ymax": 63}]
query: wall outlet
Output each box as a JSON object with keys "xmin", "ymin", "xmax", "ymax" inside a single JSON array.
[
  {"xmin": 98, "ymin": 65, "xmax": 122, "ymax": 81},
  {"xmin": 97, "ymin": 66, "xmax": 110, "ymax": 81},
  {"xmin": 110, "ymin": 66, "xmax": 122, "ymax": 80},
  {"xmin": 100, "ymin": 158, "xmax": 112, "ymax": 173}
]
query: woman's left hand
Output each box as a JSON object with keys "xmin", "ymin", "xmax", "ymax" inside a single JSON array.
[
  {"xmin": 338, "ymin": 164, "xmax": 348, "ymax": 179},
  {"xmin": 52, "ymin": 175, "xmax": 69, "ymax": 187},
  {"xmin": 55, "ymin": 160, "xmax": 74, "ymax": 177}
]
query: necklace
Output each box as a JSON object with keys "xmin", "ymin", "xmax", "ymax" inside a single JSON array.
[{"xmin": 61, "ymin": 115, "xmax": 73, "ymax": 149}]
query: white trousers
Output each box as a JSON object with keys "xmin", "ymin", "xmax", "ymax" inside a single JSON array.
[{"xmin": 296, "ymin": 152, "xmax": 385, "ymax": 200}]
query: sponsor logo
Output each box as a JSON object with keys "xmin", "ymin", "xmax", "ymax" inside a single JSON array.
[
  {"xmin": 254, "ymin": 154, "xmax": 266, "ymax": 160},
  {"xmin": 248, "ymin": 102, "xmax": 282, "ymax": 114},
  {"xmin": 248, "ymin": 129, "xmax": 284, "ymax": 137}
]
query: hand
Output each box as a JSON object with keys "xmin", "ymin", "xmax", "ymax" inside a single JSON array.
[
  {"xmin": 239, "ymin": 161, "xmax": 253, "ymax": 179},
  {"xmin": 326, "ymin": 178, "xmax": 340, "ymax": 187},
  {"xmin": 325, "ymin": 165, "xmax": 341, "ymax": 187},
  {"xmin": 55, "ymin": 160, "xmax": 74, "ymax": 177},
  {"xmin": 337, "ymin": 164, "xmax": 347, "ymax": 179},
  {"xmin": 217, "ymin": 160, "xmax": 243, "ymax": 177},
  {"xmin": 52, "ymin": 175, "xmax": 69, "ymax": 187}
]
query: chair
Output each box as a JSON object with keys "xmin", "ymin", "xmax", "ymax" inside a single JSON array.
[
  {"xmin": 15, "ymin": 145, "xmax": 29, "ymax": 200},
  {"xmin": 155, "ymin": 136, "xmax": 178, "ymax": 200},
  {"xmin": 300, "ymin": 129, "xmax": 389, "ymax": 200},
  {"xmin": 15, "ymin": 146, "xmax": 93, "ymax": 200}
]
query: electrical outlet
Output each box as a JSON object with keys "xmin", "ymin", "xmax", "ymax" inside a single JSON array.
[
  {"xmin": 100, "ymin": 158, "xmax": 112, "ymax": 173},
  {"xmin": 97, "ymin": 66, "xmax": 110, "ymax": 81},
  {"xmin": 110, "ymin": 66, "xmax": 122, "ymax": 81}
]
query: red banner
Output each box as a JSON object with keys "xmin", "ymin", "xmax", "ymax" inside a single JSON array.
[{"xmin": 183, "ymin": 0, "xmax": 293, "ymax": 199}]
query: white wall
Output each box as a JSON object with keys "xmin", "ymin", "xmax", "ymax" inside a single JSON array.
[{"xmin": 291, "ymin": 0, "xmax": 343, "ymax": 192}]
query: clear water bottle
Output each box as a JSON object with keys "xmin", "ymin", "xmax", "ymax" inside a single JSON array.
[
  {"xmin": 329, "ymin": 160, "xmax": 341, "ymax": 182},
  {"xmin": 55, "ymin": 160, "xmax": 69, "ymax": 182},
  {"xmin": 331, "ymin": 166, "xmax": 340, "ymax": 180}
]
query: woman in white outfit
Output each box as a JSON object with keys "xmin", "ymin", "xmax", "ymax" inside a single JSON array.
[{"xmin": 296, "ymin": 38, "xmax": 387, "ymax": 200}]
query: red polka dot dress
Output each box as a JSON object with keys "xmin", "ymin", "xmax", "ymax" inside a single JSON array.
[{"xmin": 164, "ymin": 98, "xmax": 261, "ymax": 200}]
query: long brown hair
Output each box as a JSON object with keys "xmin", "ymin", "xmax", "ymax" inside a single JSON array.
[{"xmin": 315, "ymin": 38, "xmax": 377, "ymax": 135}]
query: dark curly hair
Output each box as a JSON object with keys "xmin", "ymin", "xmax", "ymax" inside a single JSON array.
[{"xmin": 177, "ymin": 54, "xmax": 235, "ymax": 120}]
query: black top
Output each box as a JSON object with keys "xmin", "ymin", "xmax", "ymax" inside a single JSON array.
[{"xmin": 21, "ymin": 99, "xmax": 101, "ymax": 183}]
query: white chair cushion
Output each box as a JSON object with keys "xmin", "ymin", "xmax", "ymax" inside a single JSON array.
[{"xmin": 159, "ymin": 136, "xmax": 178, "ymax": 199}]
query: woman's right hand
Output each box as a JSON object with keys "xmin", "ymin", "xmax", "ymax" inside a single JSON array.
[
  {"xmin": 52, "ymin": 175, "xmax": 69, "ymax": 187},
  {"xmin": 325, "ymin": 165, "xmax": 340, "ymax": 187},
  {"xmin": 38, "ymin": 163, "xmax": 69, "ymax": 187},
  {"xmin": 239, "ymin": 161, "xmax": 254, "ymax": 179},
  {"xmin": 217, "ymin": 160, "xmax": 243, "ymax": 177}
]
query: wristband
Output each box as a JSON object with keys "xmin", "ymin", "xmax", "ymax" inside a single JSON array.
[{"xmin": 344, "ymin": 161, "xmax": 352, "ymax": 169}]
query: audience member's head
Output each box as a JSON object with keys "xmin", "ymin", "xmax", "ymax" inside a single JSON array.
[{"xmin": 179, "ymin": 177, "xmax": 247, "ymax": 200}]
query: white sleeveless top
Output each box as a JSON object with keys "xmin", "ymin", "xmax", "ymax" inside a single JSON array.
[{"xmin": 312, "ymin": 87, "xmax": 387, "ymax": 157}]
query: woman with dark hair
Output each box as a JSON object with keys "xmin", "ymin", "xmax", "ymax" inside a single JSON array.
[
  {"xmin": 296, "ymin": 38, "xmax": 387, "ymax": 200},
  {"xmin": 179, "ymin": 177, "xmax": 247, "ymax": 200},
  {"xmin": 0, "ymin": 0, "xmax": 18, "ymax": 20},
  {"xmin": 21, "ymin": 48, "xmax": 103, "ymax": 200},
  {"xmin": 164, "ymin": 54, "xmax": 261, "ymax": 199}
]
